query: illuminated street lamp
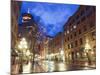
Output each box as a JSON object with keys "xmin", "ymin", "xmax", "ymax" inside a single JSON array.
[
  {"xmin": 18, "ymin": 38, "xmax": 28, "ymax": 51},
  {"xmin": 84, "ymin": 39, "xmax": 91, "ymax": 52},
  {"xmin": 84, "ymin": 39, "xmax": 92, "ymax": 64},
  {"xmin": 26, "ymin": 50, "xmax": 30, "ymax": 56},
  {"xmin": 21, "ymin": 10, "xmax": 38, "ymax": 73},
  {"xmin": 18, "ymin": 37, "xmax": 28, "ymax": 73},
  {"xmin": 60, "ymin": 49, "xmax": 65, "ymax": 62},
  {"xmin": 25, "ymin": 50, "xmax": 32, "ymax": 61}
]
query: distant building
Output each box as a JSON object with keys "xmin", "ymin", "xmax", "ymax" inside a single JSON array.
[
  {"xmin": 18, "ymin": 12, "xmax": 38, "ymax": 53},
  {"xmin": 63, "ymin": 5, "xmax": 96, "ymax": 63},
  {"xmin": 18, "ymin": 13, "xmax": 38, "ymax": 38},
  {"xmin": 48, "ymin": 32, "xmax": 64, "ymax": 61}
]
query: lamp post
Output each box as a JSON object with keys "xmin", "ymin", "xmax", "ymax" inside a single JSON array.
[
  {"xmin": 84, "ymin": 39, "xmax": 92, "ymax": 65},
  {"xmin": 18, "ymin": 37, "xmax": 28, "ymax": 73},
  {"xmin": 21, "ymin": 11, "xmax": 38, "ymax": 72},
  {"xmin": 61, "ymin": 32, "xmax": 65, "ymax": 62}
]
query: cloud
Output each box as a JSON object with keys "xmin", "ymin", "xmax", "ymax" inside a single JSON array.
[{"xmin": 20, "ymin": 2, "xmax": 79, "ymax": 37}]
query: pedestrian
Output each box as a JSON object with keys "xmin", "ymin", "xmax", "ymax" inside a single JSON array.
[
  {"xmin": 19, "ymin": 64, "xmax": 23, "ymax": 73},
  {"xmin": 55, "ymin": 56, "xmax": 58, "ymax": 62},
  {"xmin": 87, "ymin": 52, "xmax": 91, "ymax": 65}
]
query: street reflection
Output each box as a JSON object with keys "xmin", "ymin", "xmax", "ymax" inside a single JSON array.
[
  {"xmin": 42, "ymin": 60, "xmax": 67, "ymax": 72},
  {"xmin": 58, "ymin": 62, "xmax": 66, "ymax": 71},
  {"xmin": 22, "ymin": 61, "xmax": 31, "ymax": 73},
  {"xmin": 20, "ymin": 59, "xmax": 95, "ymax": 74},
  {"xmin": 47, "ymin": 61, "xmax": 55, "ymax": 72},
  {"xmin": 83, "ymin": 67, "xmax": 89, "ymax": 70},
  {"xmin": 84, "ymin": 62, "xmax": 88, "ymax": 66}
]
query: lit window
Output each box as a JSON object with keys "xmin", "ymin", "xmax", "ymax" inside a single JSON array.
[
  {"xmin": 71, "ymin": 28, "xmax": 73, "ymax": 31},
  {"xmin": 71, "ymin": 43, "xmax": 73, "ymax": 48},
  {"xmin": 64, "ymin": 32, "xmax": 66, "ymax": 35},
  {"xmin": 67, "ymin": 30, "xmax": 69, "ymax": 34},
  {"xmin": 73, "ymin": 25, "xmax": 76, "ymax": 29},
  {"xmin": 70, "ymin": 44, "xmax": 72, "ymax": 48}
]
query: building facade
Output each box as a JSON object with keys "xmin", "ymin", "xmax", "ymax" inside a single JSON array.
[
  {"xmin": 11, "ymin": 1, "xmax": 22, "ymax": 74},
  {"xmin": 18, "ymin": 13, "xmax": 38, "ymax": 55},
  {"xmin": 48, "ymin": 32, "xmax": 65, "ymax": 61},
  {"xmin": 63, "ymin": 5, "xmax": 96, "ymax": 64}
]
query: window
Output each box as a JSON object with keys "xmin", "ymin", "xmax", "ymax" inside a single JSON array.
[
  {"xmin": 68, "ymin": 44, "xmax": 70, "ymax": 49},
  {"xmin": 93, "ymin": 7, "xmax": 96, "ymax": 11},
  {"xmin": 67, "ymin": 37, "xmax": 69, "ymax": 41},
  {"xmin": 87, "ymin": 12, "xmax": 91, "ymax": 17},
  {"xmin": 71, "ymin": 43, "xmax": 73, "ymax": 48},
  {"xmin": 73, "ymin": 25, "xmax": 77, "ymax": 29},
  {"xmin": 71, "ymin": 28, "xmax": 73, "ymax": 31},
  {"xmin": 92, "ymin": 31, "xmax": 96, "ymax": 40},
  {"xmin": 86, "ymin": 6, "xmax": 90, "ymax": 11},
  {"xmin": 68, "ymin": 44, "xmax": 73, "ymax": 49},
  {"xmin": 83, "ymin": 25, "xmax": 87, "ymax": 31},
  {"xmin": 64, "ymin": 32, "xmax": 66, "ymax": 35},
  {"xmin": 90, "ymin": 23, "xmax": 94, "ymax": 28},
  {"xmin": 81, "ymin": 10, "xmax": 85, "ymax": 16},
  {"xmin": 67, "ymin": 30, "xmax": 69, "ymax": 34},
  {"xmin": 89, "ymin": 22, "xmax": 95, "ymax": 28},
  {"xmin": 74, "ymin": 32, "xmax": 77, "ymax": 37},
  {"xmin": 69, "ymin": 23, "xmax": 72, "ymax": 26},
  {"xmin": 81, "ymin": 16, "xmax": 86, "ymax": 22},
  {"xmin": 92, "ymin": 31, "xmax": 96, "ymax": 36},
  {"xmin": 71, "ymin": 19, "xmax": 75, "ymax": 24},
  {"xmin": 77, "ymin": 20, "xmax": 80, "ymax": 25},
  {"xmin": 87, "ymin": 9, "xmax": 93, "ymax": 18},
  {"xmin": 76, "ymin": 15, "xmax": 79, "ymax": 20},
  {"xmin": 75, "ymin": 40, "xmax": 78, "ymax": 47},
  {"xmin": 79, "ymin": 38, "xmax": 83, "ymax": 45},
  {"xmin": 79, "ymin": 29, "xmax": 82, "ymax": 34},
  {"xmin": 65, "ymin": 38, "xmax": 67, "ymax": 42},
  {"xmin": 70, "ymin": 35, "xmax": 73, "ymax": 39}
]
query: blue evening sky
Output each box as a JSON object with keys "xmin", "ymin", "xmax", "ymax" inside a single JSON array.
[{"xmin": 19, "ymin": 1, "xmax": 79, "ymax": 37}]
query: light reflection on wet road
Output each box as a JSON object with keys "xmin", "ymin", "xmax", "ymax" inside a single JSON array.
[{"xmin": 22, "ymin": 60, "xmax": 95, "ymax": 73}]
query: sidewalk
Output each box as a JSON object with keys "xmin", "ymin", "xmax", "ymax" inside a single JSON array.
[
  {"xmin": 22, "ymin": 61, "xmax": 32, "ymax": 74},
  {"xmin": 72, "ymin": 60, "xmax": 96, "ymax": 69},
  {"xmin": 33, "ymin": 61, "xmax": 46, "ymax": 73},
  {"xmin": 11, "ymin": 64, "xmax": 20, "ymax": 75}
]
